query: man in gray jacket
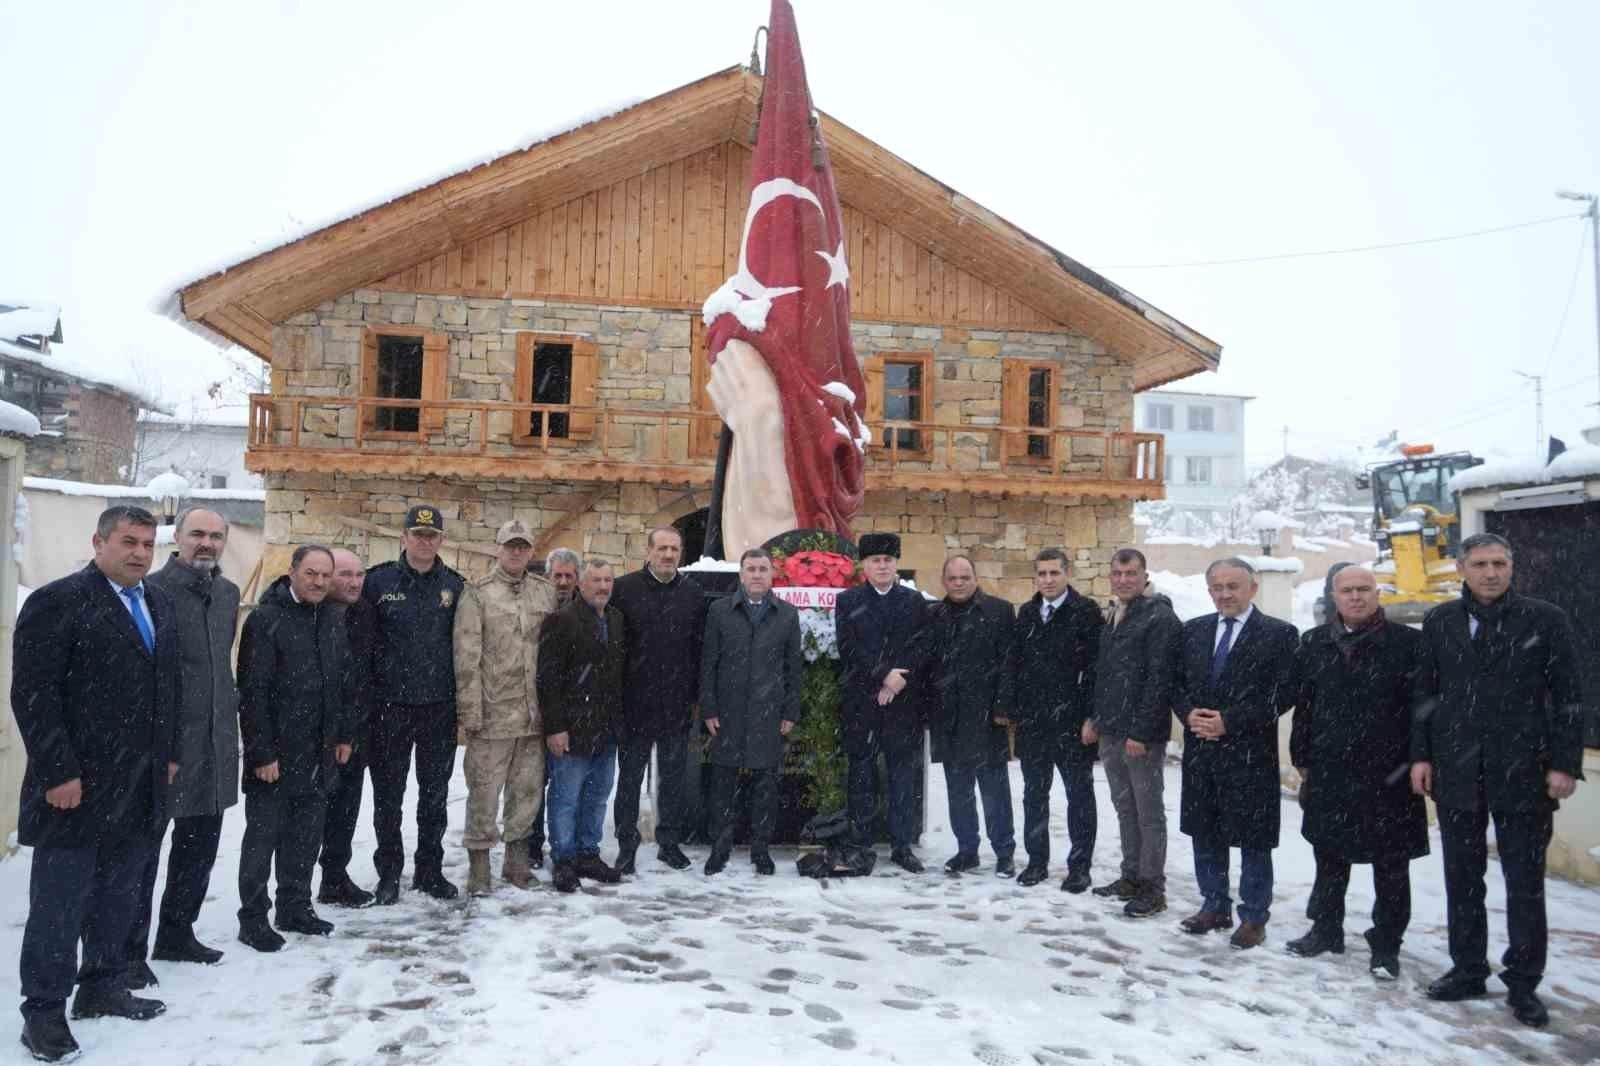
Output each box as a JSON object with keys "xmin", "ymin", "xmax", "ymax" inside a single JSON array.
[
  {"xmin": 126, "ymin": 507, "xmax": 239, "ymax": 981},
  {"xmin": 699, "ymin": 548, "xmax": 803, "ymax": 876}
]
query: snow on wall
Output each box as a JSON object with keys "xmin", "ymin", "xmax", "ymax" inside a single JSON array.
[
  {"xmin": 23, "ymin": 476, "xmax": 264, "ymax": 502},
  {"xmin": 0, "ymin": 400, "xmax": 41, "ymax": 437}
]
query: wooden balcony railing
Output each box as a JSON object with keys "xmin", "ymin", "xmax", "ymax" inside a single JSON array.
[{"xmin": 246, "ymin": 394, "xmax": 1165, "ymax": 499}]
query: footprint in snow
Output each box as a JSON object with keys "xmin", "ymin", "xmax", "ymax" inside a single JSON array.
[
  {"xmin": 813, "ymin": 1028, "xmax": 857, "ymax": 1050},
  {"xmin": 974, "ymin": 1043, "xmax": 1021, "ymax": 1066},
  {"xmin": 805, "ymin": 1003, "xmax": 843, "ymax": 1022}
]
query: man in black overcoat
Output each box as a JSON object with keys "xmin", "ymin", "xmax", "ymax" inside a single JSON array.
[
  {"xmin": 926, "ymin": 555, "xmax": 1016, "ymax": 877},
  {"xmin": 235, "ymin": 546, "xmax": 356, "ymax": 952},
  {"xmin": 12, "ymin": 505, "xmax": 180, "ymax": 1061},
  {"xmin": 1412, "ymin": 533, "xmax": 1587, "ymax": 1028},
  {"xmin": 835, "ymin": 533, "xmax": 932, "ymax": 872},
  {"xmin": 1006, "ymin": 547, "xmax": 1103, "ymax": 891},
  {"xmin": 317, "ymin": 548, "xmax": 378, "ymax": 907},
  {"xmin": 699, "ymin": 548, "xmax": 803, "ymax": 875},
  {"xmin": 1173, "ymin": 557, "xmax": 1298, "ymax": 950},
  {"xmin": 1288, "ymin": 565, "xmax": 1427, "ymax": 979}
]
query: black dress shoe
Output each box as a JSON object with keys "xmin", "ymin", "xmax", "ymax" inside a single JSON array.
[
  {"xmin": 1092, "ymin": 877, "xmax": 1140, "ymax": 901},
  {"xmin": 152, "ymin": 927, "xmax": 224, "ymax": 965},
  {"xmin": 1425, "ymin": 969, "xmax": 1489, "ymax": 1002},
  {"xmin": 995, "ymin": 857, "xmax": 1017, "ymax": 878},
  {"xmin": 373, "ymin": 876, "xmax": 401, "ymax": 906},
  {"xmin": 125, "ymin": 961, "xmax": 159, "ymax": 990},
  {"xmin": 277, "ymin": 909, "xmax": 334, "ymax": 937},
  {"xmin": 1286, "ymin": 926, "xmax": 1345, "ymax": 958},
  {"xmin": 318, "ymin": 874, "xmax": 374, "ymax": 908},
  {"xmin": 751, "ymin": 850, "xmax": 776, "ymax": 876},
  {"xmin": 615, "ymin": 850, "xmax": 637, "ymax": 876},
  {"xmin": 71, "ymin": 990, "xmax": 166, "ymax": 1022},
  {"xmin": 238, "ymin": 923, "xmax": 286, "ymax": 953},
  {"xmin": 657, "ymin": 843, "xmax": 692, "ymax": 870},
  {"xmin": 1508, "ymin": 989, "xmax": 1549, "ymax": 1028},
  {"xmin": 1363, "ymin": 929, "xmax": 1400, "ymax": 980},
  {"xmin": 890, "ymin": 848, "xmax": 924, "ymax": 873},
  {"xmin": 20, "ymin": 1013, "xmax": 78, "ymax": 1062},
  {"xmin": 529, "ymin": 847, "xmax": 545, "ymax": 870},
  {"xmin": 1017, "ymin": 863, "xmax": 1050, "ymax": 887},
  {"xmin": 573, "ymin": 854, "xmax": 622, "ymax": 884},
  {"xmin": 552, "ymin": 861, "xmax": 580, "ymax": 893},
  {"xmin": 412, "ymin": 869, "xmax": 459, "ymax": 900},
  {"xmin": 704, "ymin": 850, "xmax": 729, "ymax": 876},
  {"xmin": 945, "ymin": 852, "xmax": 981, "ymax": 873},
  {"xmin": 1060, "ymin": 869, "xmax": 1091, "ymax": 894}
]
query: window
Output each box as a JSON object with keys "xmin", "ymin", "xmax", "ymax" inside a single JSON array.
[
  {"xmin": 513, "ymin": 332, "xmax": 598, "ymax": 442},
  {"xmin": 360, "ymin": 326, "xmax": 448, "ymax": 436},
  {"xmin": 1186, "ymin": 456, "xmax": 1213, "ymax": 484},
  {"xmin": 209, "ymin": 474, "xmax": 228, "ymax": 489},
  {"xmin": 1025, "ymin": 367, "xmax": 1052, "ymax": 457},
  {"xmin": 862, "ymin": 352, "xmax": 934, "ymax": 456},
  {"xmin": 1187, "ymin": 404, "xmax": 1215, "ymax": 432},
  {"xmin": 1001, "ymin": 359, "xmax": 1056, "ymax": 462},
  {"xmin": 1145, "ymin": 402, "xmax": 1174, "ymax": 431},
  {"xmin": 1166, "ymin": 456, "xmax": 1176, "ymax": 483}
]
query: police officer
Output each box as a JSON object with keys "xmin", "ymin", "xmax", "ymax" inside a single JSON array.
[{"xmin": 362, "ymin": 505, "xmax": 466, "ymax": 903}]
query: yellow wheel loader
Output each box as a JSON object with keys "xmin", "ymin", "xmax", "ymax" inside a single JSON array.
[{"xmin": 1354, "ymin": 445, "xmax": 1482, "ymax": 624}]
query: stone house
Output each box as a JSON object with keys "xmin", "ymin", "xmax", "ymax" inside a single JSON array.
[{"xmin": 171, "ymin": 67, "xmax": 1220, "ymax": 603}]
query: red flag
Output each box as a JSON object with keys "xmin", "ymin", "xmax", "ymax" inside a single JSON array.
[{"xmin": 704, "ymin": 0, "xmax": 867, "ymax": 538}]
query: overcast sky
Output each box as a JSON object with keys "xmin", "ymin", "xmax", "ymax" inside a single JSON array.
[{"xmin": 4, "ymin": 0, "xmax": 1598, "ymax": 466}]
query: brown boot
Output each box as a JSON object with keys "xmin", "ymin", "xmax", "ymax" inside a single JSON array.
[
  {"xmin": 466, "ymin": 849, "xmax": 492, "ymax": 897},
  {"xmin": 502, "ymin": 839, "xmax": 534, "ymax": 889},
  {"xmin": 1229, "ymin": 920, "xmax": 1267, "ymax": 950}
]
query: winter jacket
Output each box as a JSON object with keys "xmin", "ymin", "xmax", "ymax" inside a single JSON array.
[
  {"xmin": 335, "ymin": 594, "xmax": 378, "ymax": 752},
  {"xmin": 361, "ymin": 552, "xmax": 465, "ymax": 706},
  {"xmin": 1090, "ymin": 591, "xmax": 1182, "ymax": 745},
  {"xmin": 1173, "ymin": 609, "xmax": 1299, "ymax": 850},
  {"xmin": 926, "ymin": 590, "xmax": 1015, "ymax": 769},
  {"xmin": 11, "ymin": 564, "xmax": 180, "ymax": 848},
  {"xmin": 1292, "ymin": 618, "xmax": 1428, "ymax": 862},
  {"xmin": 237, "ymin": 576, "xmax": 356, "ymax": 796},
  {"xmin": 1006, "ymin": 588, "xmax": 1103, "ymax": 761},
  {"xmin": 611, "ymin": 566, "xmax": 706, "ymax": 740},
  {"xmin": 147, "ymin": 553, "xmax": 241, "ymax": 819},
  {"xmin": 1413, "ymin": 590, "xmax": 1587, "ymax": 814},
  {"xmin": 536, "ymin": 597, "xmax": 626, "ymax": 757},
  {"xmin": 699, "ymin": 592, "xmax": 804, "ymax": 771},
  {"xmin": 453, "ymin": 565, "xmax": 559, "ymax": 739},
  {"xmin": 835, "ymin": 582, "xmax": 932, "ymax": 756}
]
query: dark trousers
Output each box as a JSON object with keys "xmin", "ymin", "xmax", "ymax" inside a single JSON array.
[
  {"xmin": 1020, "ymin": 751, "xmax": 1096, "ymax": 871},
  {"xmin": 318, "ymin": 750, "xmax": 366, "ymax": 881},
  {"xmin": 529, "ymin": 773, "xmax": 550, "ymax": 854},
  {"xmin": 238, "ymin": 789, "xmax": 328, "ymax": 924},
  {"xmin": 369, "ymin": 700, "xmax": 457, "ymax": 881},
  {"xmin": 21, "ymin": 835, "xmax": 153, "ymax": 1016},
  {"xmin": 126, "ymin": 813, "xmax": 224, "ymax": 960},
  {"xmin": 614, "ymin": 732, "xmax": 690, "ymax": 854},
  {"xmin": 847, "ymin": 737, "xmax": 921, "ymax": 849},
  {"xmin": 709, "ymin": 766, "xmax": 778, "ymax": 855},
  {"xmin": 943, "ymin": 761, "xmax": 1015, "ymax": 860},
  {"xmin": 1305, "ymin": 846, "xmax": 1412, "ymax": 952},
  {"xmin": 1437, "ymin": 802, "xmax": 1553, "ymax": 992}
]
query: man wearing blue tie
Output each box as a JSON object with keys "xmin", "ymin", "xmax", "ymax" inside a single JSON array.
[
  {"xmin": 11, "ymin": 506, "xmax": 181, "ymax": 1062},
  {"xmin": 1173, "ymin": 557, "xmax": 1298, "ymax": 950}
]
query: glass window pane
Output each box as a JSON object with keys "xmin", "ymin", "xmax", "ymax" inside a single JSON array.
[
  {"xmin": 884, "ymin": 363, "xmax": 912, "ymax": 390},
  {"xmin": 375, "ymin": 335, "xmax": 424, "ymax": 432},
  {"xmin": 1028, "ymin": 399, "xmax": 1047, "ymax": 428},
  {"xmin": 903, "ymin": 363, "xmax": 922, "ymax": 390},
  {"xmin": 884, "ymin": 395, "xmax": 912, "ymax": 421},
  {"xmin": 1028, "ymin": 368, "xmax": 1049, "ymax": 399}
]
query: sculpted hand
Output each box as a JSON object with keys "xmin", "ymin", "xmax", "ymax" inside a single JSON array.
[
  {"xmin": 255, "ymin": 761, "xmax": 281, "ymax": 784},
  {"xmin": 1410, "ymin": 761, "xmax": 1432, "ymax": 797},
  {"xmin": 1548, "ymin": 769, "xmax": 1578, "ymax": 801},
  {"xmin": 705, "ymin": 338, "xmax": 796, "ymax": 559},
  {"xmin": 335, "ymin": 744, "xmax": 353, "ymax": 765},
  {"xmin": 547, "ymin": 732, "xmax": 570, "ymax": 757},
  {"xmin": 46, "ymin": 778, "xmax": 82, "ymax": 810}
]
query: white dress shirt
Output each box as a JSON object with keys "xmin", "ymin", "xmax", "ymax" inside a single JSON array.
[
  {"xmin": 107, "ymin": 576, "xmax": 155, "ymax": 641},
  {"xmin": 1213, "ymin": 604, "xmax": 1253, "ymax": 650}
]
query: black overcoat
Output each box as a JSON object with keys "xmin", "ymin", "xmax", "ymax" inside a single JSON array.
[
  {"xmin": 1173, "ymin": 608, "xmax": 1298, "ymax": 850},
  {"xmin": 146, "ymin": 553, "xmax": 240, "ymax": 818},
  {"xmin": 835, "ymin": 582, "xmax": 932, "ymax": 756},
  {"xmin": 236, "ymin": 577, "xmax": 356, "ymax": 796},
  {"xmin": 699, "ymin": 593, "xmax": 804, "ymax": 770},
  {"xmin": 11, "ymin": 563, "xmax": 180, "ymax": 848},
  {"xmin": 1412, "ymin": 591, "xmax": 1587, "ymax": 814},
  {"xmin": 536, "ymin": 598, "xmax": 626, "ymax": 757},
  {"xmin": 1291, "ymin": 620, "xmax": 1428, "ymax": 862},
  {"xmin": 926, "ymin": 591, "xmax": 1015, "ymax": 769},
  {"xmin": 1090, "ymin": 592, "xmax": 1182, "ymax": 745},
  {"xmin": 611, "ymin": 567, "xmax": 706, "ymax": 740},
  {"xmin": 1006, "ymin": 589, "xmax": 1103, "ymax": 762}
]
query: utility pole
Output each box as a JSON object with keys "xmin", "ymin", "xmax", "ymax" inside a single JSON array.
[
  {"xmin": 1556, "ymin": 190, "xmax": 1600, "ymax": 416},
  {"xmin": 1513, "ymin": 370, "xmax": 1544, "ymax": 457}
]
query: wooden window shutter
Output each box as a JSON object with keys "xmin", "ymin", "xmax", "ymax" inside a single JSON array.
[
  {"xmin": 567, "ymin": 338, "xmax": 599, "ymax": 438},
  {"xmin": 1001, "ymin": 358, "xmax": 1028, "ymax": 456},
  {"xmin": 862, "ymin": 355, "xmax": 885, "ymax": 440},
  {"xmin": 359, "ymin": 330, "xmax": 380, "ymax": 430},
  {"xmin": 689, "ymin": 316, "xmax": 718, "ymax": 459},
  {"xmin": 422, "ymin": 332, "xmax": 449, "ymax": 431},
  {"xmin": 513, "ymin": 333, "xmax": 535, "ymax": 439}
]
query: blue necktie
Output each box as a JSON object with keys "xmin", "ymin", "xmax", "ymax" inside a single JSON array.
[
  {"xmin": 122, "ymin": 586, "xmax": 155, "ymax": 654},
  {"xmin": 594, "ymin": 608, "xmax": 608, "ymax": 644},
  {"xmin": 1208, "ymin": 615, "xmax": 1236, "ymax": 687}
]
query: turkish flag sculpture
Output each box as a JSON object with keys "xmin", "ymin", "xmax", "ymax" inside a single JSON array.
[{"xmin": 704, "ymin": 0, "xmax": 868, "ymax": 540}]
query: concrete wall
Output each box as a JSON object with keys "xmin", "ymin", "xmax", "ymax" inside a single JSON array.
[
  {"xmin": 1139, "ymin": 525, "xmax": 1376, "ymax": 588},
  {"xmin": 0, "ymin": 438, "xmax": 28, "ymax": 848}
]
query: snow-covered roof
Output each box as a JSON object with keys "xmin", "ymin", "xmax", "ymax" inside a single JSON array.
[
  {"xmin": 1449, "ymin": 445, "xmax": 1600, "ymax": 493},
  {"xmin": 1244, "ymin": 554, "xmax": 1305, "ymax": 574},
  {"xmin": 0, "ymin": 400, "xmax": 41, "ymax": 437},
  {"xmin": 1147, "ymin": 371, "xmax": 1253, "ymax": 400},
  {"xmin": 23, "ymin": 475, "xmax": 264, "ymax": 502},
  {"xmin": 0, "ymin": 337, "xmax": 170, "ymax": 412},
  {"xmin": 0, "ymin": 303, "xmax": 62, "ymax": 342}
]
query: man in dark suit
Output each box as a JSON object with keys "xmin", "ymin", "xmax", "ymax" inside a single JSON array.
[
  {"xmin": 835, "ymin": 533, "xmax": 931, "ymax": 872},
  {"xmin": 1412, "ymin": 533, "xmax": 1586, "ymax": 1028},
  {"xmin": 12, "ymin": 506, "xmax": 180, "ymax": 1061},
  {"xmin": 1006, "ymin": 547, "xmax": 1104, "ymax": 890},
  {"xmin": 1173, "ymin": 557, "xmax": 1298, "ymax": 950},
  {"xmin": 536, "ymin": 558, "xmax": 627, "ymax": 894},
  {"xmin": 317, "ymin": 548, "xmax": 377, "ymax": 907}
]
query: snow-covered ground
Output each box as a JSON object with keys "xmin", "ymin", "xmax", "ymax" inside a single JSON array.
[{"xmin": 2, "ymin": 761, "xmax": 1597, "ymax": 1066}]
